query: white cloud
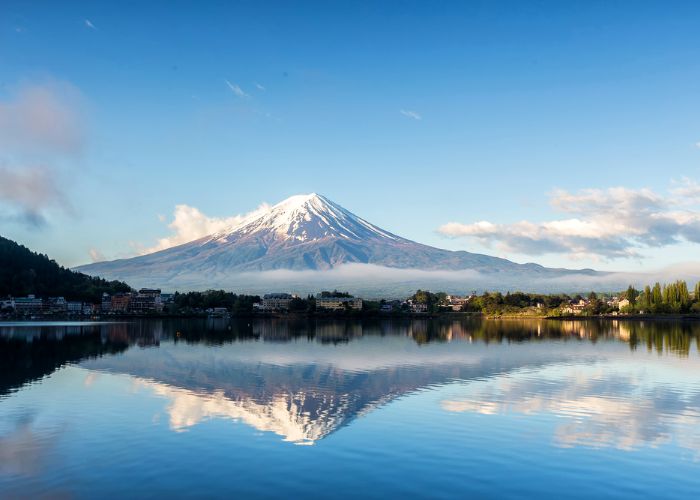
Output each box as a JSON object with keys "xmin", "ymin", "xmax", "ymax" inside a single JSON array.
[
  {"xmin": 438, "ymin": 182, "xmax": 700, "ymax": 260},
  {"xmin": 142, "ymin": 203, "xmax": 270, "ymax": 254},
  {"xmin": 400, "ymin": 109, "xmax": 421, "ymax": 120},
  {"xmin": 88, "ymin": 248, "xmax": 106, "ymax": 263},
  {"xmin": 225, "ymin": 80, "xmax": 249, "ymax": 98},
  {"xmin": 255, "ymin": 82, "xmax": 266, "ymax": 91},
  {"xmin": 84, "ymin": 19, "xmax": 97, "ymax": 30}
]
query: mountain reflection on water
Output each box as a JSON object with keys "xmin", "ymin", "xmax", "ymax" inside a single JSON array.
[{"xmin": 2, "ymin": 318, "xmax": 699, "ymax": 448}]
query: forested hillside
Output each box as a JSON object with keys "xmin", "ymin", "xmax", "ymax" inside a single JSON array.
[{"xmin": 0, "ymin": 236, "xmax": 131, "ymax": 302}]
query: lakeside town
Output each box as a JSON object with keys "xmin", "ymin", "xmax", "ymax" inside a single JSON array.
[{"xmin": 3, "ymin": 280, "xmax": 700, "ymax": 319}]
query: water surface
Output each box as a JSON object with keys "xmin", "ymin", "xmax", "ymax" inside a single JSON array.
[{"xmin": 1, "ymin": 318, "xmax": 699, "ymax": 498}]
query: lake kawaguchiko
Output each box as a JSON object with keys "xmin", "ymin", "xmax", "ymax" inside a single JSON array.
[{"xmin": 1, "ymin": 318, "xmax": 700, "ymax": 498}]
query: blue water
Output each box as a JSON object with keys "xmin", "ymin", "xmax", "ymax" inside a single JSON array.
[{"xmin": 1, "ymin": 318, "xmax": 699, "ymax": 498}]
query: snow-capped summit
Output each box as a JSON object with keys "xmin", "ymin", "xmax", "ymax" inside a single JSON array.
[
  {"xmin": 208, "ymin": 193, "xmax": 399, "ymax": 244},
  {"xmin": 76, "ymin": 193, "xmax": 604, "ymax": 292}
]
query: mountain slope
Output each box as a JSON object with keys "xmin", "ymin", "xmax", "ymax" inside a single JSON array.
[{"xmin": 75, "ymin": 193, "xmax": 605, "ymax": 293}]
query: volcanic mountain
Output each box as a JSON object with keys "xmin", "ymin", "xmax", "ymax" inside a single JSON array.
[{"xmin": 76, "ymin": 193, "xmax": 608, "ymax": 293}]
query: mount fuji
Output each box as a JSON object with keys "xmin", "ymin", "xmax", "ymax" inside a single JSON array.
[{"xmin": 76, "ymin": 193, "xmax": 610, "ymax": 294}]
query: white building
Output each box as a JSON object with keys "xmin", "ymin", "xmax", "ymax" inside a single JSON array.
[
  {"xmin": 260, "ymin": 293, "xmax": 295, "ymax": 311},
  {"xmin": 315, "ymin": 295, "xmax": 362, "ymax": 311},
  {"xmin": 14, "ymin": 295, "xmax": 43, "ymax": 314},
  {"xmin": 67, "ymin": 301, "xmax": 83, "ymax": 313},
  {"xmin": 410, "ymin": 302, "xmax": 428, "ymax": 313},
  {"xmin": 562, "ymin": 299, "xmax": 587, "ymax": 315}
]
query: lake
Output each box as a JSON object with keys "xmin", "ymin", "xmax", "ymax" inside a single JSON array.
[{"xmin": 1, "ymin": 318, "xmax": 699, "ymax": 498}]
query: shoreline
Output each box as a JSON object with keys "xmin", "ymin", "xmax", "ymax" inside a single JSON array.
[{"xmin": 3, "ymin": 311, "xmax": 700, "ymax": 322}]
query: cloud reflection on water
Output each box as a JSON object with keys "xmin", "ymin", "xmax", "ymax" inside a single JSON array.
[
  {"xmin": 442, "ymin": 364, "xmax": 700, "ymax": 454},
  {"xmin": 0, "ymin": 414, "xmax": 62, "ymax": 477}
]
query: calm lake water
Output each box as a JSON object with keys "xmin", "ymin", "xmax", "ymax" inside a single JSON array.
[{"xmin": 1, "ymin": 318, "xmax": 700, "ymax": 498}]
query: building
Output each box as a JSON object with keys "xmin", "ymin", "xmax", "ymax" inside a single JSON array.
[
  {"xmin": 606, "ymin": 296, "xmax": 620, "ymax": 308},
  {"xmin": 260, "ymin": 293, "xmax": 294, "ymax": 311},
  {"xmin": 130, "ymin": 288, "xmax": 163, "ymax": 313},
  {"xmin": 101, "ymin": 293, "xmax": 112, "ymax": 313},
  {"xmin": 111, "ymin": 293, "xmax": 132, "ymax": 312},
  {"xmin": 208, "ymin": 307, "xmax": 229, "ymax": 317},
  {"xmin": 14, "ymin": 295, "xmax": 44, "ymax": 315},
  {"xmin": 46, "ymin": 296, "xmax": 67, "ymax": 313},
  {"xmin": 562, "ymin": 299, "xmax": 588, "ymax": 315},
  {"xmin": 618, "ymin": 298, "xmax": 631, "ymax": 310},
  {"xmin": 1, "ymin": 299, "xmax": 15, "ymax": 312},
  {"xmin": 315, "ymin": 295, "xmax": 363, "ymax": 311},
  {"xmin": 410, "ymin": 302, "xmax": 428, "ymax": 314},
  {"xmin": 446, "ymin": 295, "xmax": 469, "ymax": 312},
  {"xmin": 66, "ymin": 301, "xmax": 83, "ymax": 314}
]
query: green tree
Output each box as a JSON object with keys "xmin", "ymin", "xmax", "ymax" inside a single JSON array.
[
  {"xmin": 586, "ymin": 292, "xmax": 602, "ymax": 315},
  {"xmin": 642, "ymin": 285, "xmax": 652, "ymax": 309},
  {"xmin": 652, "ymin": 283, "xmax": 663, "ymax": 309}
]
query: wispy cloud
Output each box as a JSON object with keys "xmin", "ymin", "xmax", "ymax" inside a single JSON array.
[
  {"xmin": 255, "ymin": 82, "xmax": 266, "ymax": 91},
  {"xmin": 670, "ymin": 177, "xmax": 700, "ymax": 203},
  {"xmin": 141, "ymin": 202, "xmax": 270, "ymax": 254},
  {"xmin": 438, "ymin": 180, "xmax": 700, "ymax": 260},
  {"xmin": 0, "ymin": 165, "xmax": 71, "ymax": 227},
  {"xmin": 400, "ymin": 109, "xmax": 422, "ymax": 120},
  {"xmin": 0, "ymin": 81, "xmax": 85, "ymax": 155},
  {"xmin": 0, "ymin": 80, "xmax": 85, "ymax": 227},
  {"xmin": 84, "ymin": 19, "xmax": 97, "ymax": 30},
  {"xmin": 225, "ymin": 80, "xmax": 249, "ymax": 98}
]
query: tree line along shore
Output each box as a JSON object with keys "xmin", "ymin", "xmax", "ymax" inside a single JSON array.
[{"xmin": 4, "ymin": 284, "xmax": 700, "ymax": 320}]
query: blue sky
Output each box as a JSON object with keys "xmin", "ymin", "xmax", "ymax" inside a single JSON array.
[{"xmin": 1, "ymin": 1, "xmax": 700, "ymax": 270}]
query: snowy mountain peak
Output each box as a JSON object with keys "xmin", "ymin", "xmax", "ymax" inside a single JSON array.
[{"xmin": 213, "ymin": 193, "xmax": 401, "ymax": 243}]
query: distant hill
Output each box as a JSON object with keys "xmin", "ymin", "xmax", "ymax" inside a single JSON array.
[{"xmin": 0, "ymin": 235, "xmax": 131, "ymax": 302}]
